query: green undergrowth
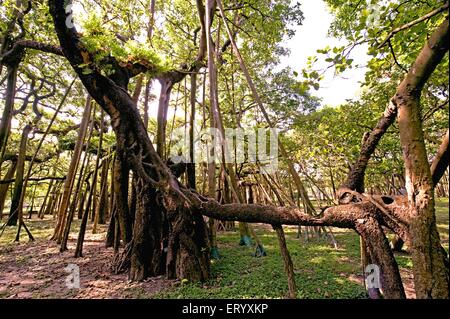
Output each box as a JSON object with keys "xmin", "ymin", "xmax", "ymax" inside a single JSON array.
[
  {"xmin": 1, "ymin": 198, "xmax": 448, "ymax": 299},
  {"xmin": 156, "ymin": 227, "xmax": 367, "ymax": 299},
  {"xmin": 156, "ymin": 198, "xmax": 448, "ymax": 299},
  {"xmin": 0, "ymin": 218, "xmax": 56, "ymax": 247}
]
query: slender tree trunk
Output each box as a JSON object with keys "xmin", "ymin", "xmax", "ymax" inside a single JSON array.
[
  {"xmin": 67, "ymin": 110, "xmax": 95, "ymax": 223},
  {"xmin": 187, "ymin": 73, "xmax": 197, "ymax": 188},
  {"xmin": 44, "ymin": 186, "xmax": 57, "ymax": 217},
  {"xmin": 132, "ymin": 75, "xmax": 144, "ymax": 104},
  {"xmin": 113, "ymin": 151, "xmax": 133, "ymax": 243},
  {"xmin": 74, "ymin": 108, "xmax": 103, "ymax": 255},
  {"xmin": 0, "ymin": 63, "xmax": 20, "ymax": 167},
  {"xmin": 143, "ymin": 79, "xmax": 152, "ymax": 130},
  {"xmin": 76, "ymin": 189, "xmax": 86, "ymax": 220},
  {"xmin": 60, "ymin": 151, "xmax": 92, "ymax": 251},
  {"xmin": 147, "ymin": 0, "xmax": 156, "ymax": 42},
  {"xmin": 273, "ymin": 224, "xmax": 297, "ymax": 299},
  {"xmin": 105, "ymin": 205, "xmax": 116, "ymax": 248},
  {"xmin": 0, "ymin": 160, "xmax": 17, "ymax": 219},
  {"xmin": 106, "ymin": 155, "xmax": 117, "ymax": 247},
  {"xmin": 74, "ymin": 177, "xmax": 92, "ymax": 258},
  {"xmin": 431, "ymin": 129, "xmax": 449, "ymax": 187},
  {"xmin": 7, "ymin": 125, "xmax": 31, "ymax": 226},
  {"xmin": 156, "ymin": 78, "xmax": 173, "ymax": 159},
  {"xmin": 217, "ymin": 0, "xmax": 316, "ymax": 216},
  {"xmin": 93, "ymin": 155, "xmax": 110, "ymax": 233},
  {"xmin": 53, "ymin": 95, "xmax": 92, "ymax": 241}
]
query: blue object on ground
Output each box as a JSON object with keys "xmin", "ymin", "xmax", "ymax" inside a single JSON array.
[
  {"xmin": 210, "ymin": 246, "xmax": 220, "ymax": 260},
  {"xmin": 253, "ymin": 244, "xmax": 267, "ymax": 257},
  {"xmin": 239, "ymin": 235, "xmax": 252, "ymax": 246}
]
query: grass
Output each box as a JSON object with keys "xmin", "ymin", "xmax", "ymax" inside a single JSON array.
[
  {"xmin": 435, "ymin": 198, "xmax": 449, "ymax": 250},
  {"xmin": 1, "ymin": 198, "xmax": 448, "ymax": 299},
  {"xmin": 156, "ymin": 227, "xmax": 367, "ymax": 299},
  {"xmin": 156, "ymin": 198, "xmax": 449, "ymax": 299},
  {"xmin": 0, "ymin": 218, "xmax": 55, "ymax": 249}
]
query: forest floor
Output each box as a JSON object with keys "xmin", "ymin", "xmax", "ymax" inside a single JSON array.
[{"xmin": 0, "ymin": 198, "xmax": 448, "ymax": 299}]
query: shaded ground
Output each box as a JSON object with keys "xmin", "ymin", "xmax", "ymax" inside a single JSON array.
[
  {"xmin": 0, "ymin": 220, "xmax": 173, "ymax": 298},
  {"xmin": 0, "ymin": 198, "xmax": 448, "ymax": 299}
]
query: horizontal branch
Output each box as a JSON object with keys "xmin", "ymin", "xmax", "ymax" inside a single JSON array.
[
  {"xmin": 0, "ymin": 176, "xmax": 66, "ymax": 185},
  {"xmin": 1, "ymin": 40, "xmax": 63, "ymax": 64},
  {"xmin": 198, "ymin": 199, "xmax": 368, "ymax": 229}
]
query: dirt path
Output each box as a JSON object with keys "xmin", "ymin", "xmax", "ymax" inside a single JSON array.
[
  {"xmin": 0, "ymin": 228, "xmax": 173, "ymax": 299},
  {"xmin": 0, "ymin": 220, "xmax": 422, "ymax": 299}
]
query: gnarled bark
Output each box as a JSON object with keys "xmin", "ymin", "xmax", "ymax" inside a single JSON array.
[
  {"xmin": 394, "ymin": 17, "xmax": 449, "ymax": 298},
  {"xmin": 49, "ymin": 0, "xmax": 210, "ymax": 282}
]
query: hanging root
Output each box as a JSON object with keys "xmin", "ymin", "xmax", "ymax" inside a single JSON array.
[{"xmin": 111, "ymin": 241, "xmax": 133, "ymax": 274}]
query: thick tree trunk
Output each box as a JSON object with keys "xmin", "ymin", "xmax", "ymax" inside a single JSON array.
[
  {"xmin": 128, "ymin": 183, "xmax": 165, "ymax": 280},
  {"xmin": 354, "ymin": 217, "xmax": 405, "ymax": 299},
  {"xmin": 166, "ymin": 200, "xmax": 210, "ymax": 281},
  {"xmin": 394, "ymin": 17, "xmax": 449, "ymax": 298}
]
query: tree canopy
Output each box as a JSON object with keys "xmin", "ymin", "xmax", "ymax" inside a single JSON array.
[{"xmin": 0, "ymin": 0, "xmax": 448, "ymax": 300}]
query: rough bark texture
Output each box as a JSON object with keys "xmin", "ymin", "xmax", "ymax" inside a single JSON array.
[
  {"xmin": 354, "ymin": 217, "xmax": 405, "ymax": 299},
  {"xmin": 49, "ymin": 0, "xmax": 210, "ymax": 282},
  {"xmin": 336, "ymin": 16, "xmax": 449, "ymax": 299},
  {"xmin": 48, "ymin": 0, "xmax": 449, "ymax": 299},
  {"xmin": 430, "ymin": 129, "xmax": 449, "ymax": 187},
  {"xmin": 342, "ymin": 101, "xmax": 398, "ymax": 193},
  {"xmin": 393, "ymin": 17, "xmax": 449, "ymax": 299}
]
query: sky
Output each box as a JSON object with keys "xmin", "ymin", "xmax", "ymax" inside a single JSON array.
[
  {"xmin": 70, "ymin": 0, "xmax": 370, "ymax": 110},
  {"xmin": 280, "ymin": 0, "xmax": 369, "ymax": 107},
  {"xmin": 10, "ymin": 0, "xmax": 370, "ymax": 132},
  {"xmin": 145, "ymin": 0, "xmax": 370, "ymax": 121}
]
